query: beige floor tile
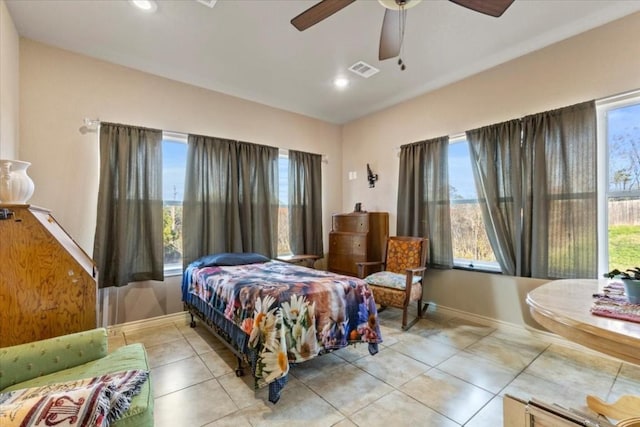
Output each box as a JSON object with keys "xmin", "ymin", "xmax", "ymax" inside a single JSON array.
[
  {"xmin": 375, "ymin": 324, "xmax": 404, "ymax": 347},
  {"xmin": 124, "ymin": 324, "xmax": 184, "ymax": 348},
  {"xmin": 464, "ymin": 395, "xmax": 504, "ymax": 427},
  {"xmin": 203, "ymin": 412, "xmax": 253, "ymax": 427},
  {"xmin": 304, "ymin": 363, "xmax": 394, "ymax": 415},
  {"xmin": 523, "ymin": 345, "xmax": 618, "ymax": 396},
  {"xmin": 541, "ymin": 344, "xmax": 621, "ymax": 376},
  {"xmin": 349, "ymin": 390, "xmax": 459, "ymax": 427},
  {"xmin": 465, "ymin": 335, "xmax": 544, "ymax": 371},
  {"xmin": 200, "ymin": 348, "xmax": 239, "ymax": 378},
  {"xmin": 173, "ymin": 313, "xmax": 198, "ymax": 331},
  {"xmin": 437, "ymin": 350, "xmax": 520, "ymax": 393},
  {"xmin": 421, "ymin": 325, "xmax": 486, "ymax": 350},
  {"xmin": 109, "ymin": 309, "xmax": 631, "ymax": 427},
  {"xmin": 240, "ymin": 382, "xmax": 345, "ymax": 427},
  {"xmin": 501, "ymin": 372, "xmax": 595, "ymax": 414},
  {"xmin": 390, "ymin": 334, "xmax": 459, "ymax": 367},
  {"xmin": 217, "ymin": 371, "xmax": 266, "ymax": 409},
  {"xmin": 154, "ymin": 378, "xmax": 238, "ymax": 427},
  {"xmin": 352, "ymin": 347, "xmax": 430, "ymax": 387},
  {"xmin": 444, "ymin": 317, "xmax": 496, "ymax": 337},
  {"xmin": 151, "ymin": 354, "xmax": 214, "ymax": 397},
  {"xmin": 331, "ymin": 419, "xmax": 358, "ymax": 427},
  {"xmin": 488, "ymin": 328, "xmax": 549, "ymax": 350},
  {"xmin": 289, "ymin": 352, "xmax": 345, "ymax": 382},
  {"xmin": 332, "ymin": 342, "xmax": 376, "ymax": 362},
  {"xmin": 400, "ymin": 368, "xmax": 494, "ymax": 425},
  {"xmin": 398, "ymin": 316, "xmax": 443, "ymax": 337},
  {"xmin": 145, "ymin": 337, "xmax": 196, "ymax": 368},
  {"xmin": 182, "ymin": 325, "xmax": 229, "ymax": 354}
]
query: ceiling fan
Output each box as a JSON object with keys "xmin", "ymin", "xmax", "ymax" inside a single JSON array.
[{"xmin": 291, "ymin": 0, "xmax": 515, "ymax": 66}]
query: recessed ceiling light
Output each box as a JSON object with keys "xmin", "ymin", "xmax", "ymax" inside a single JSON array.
[
  {"xmin": 334, "ymin": 77, "xmax": 349, "ymax": 89},
  {"xmin": 129, "ymin": 0, "xmax": 157, "ymax": 12}
]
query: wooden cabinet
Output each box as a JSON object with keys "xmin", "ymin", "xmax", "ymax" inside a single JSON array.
[
  {"xmin": 502, "ymin": 395, "xmax": 614, "ymax": 426},
  {"xmin": 327, "ymin": 212, "xmax": 389, "ymax": 277},
  {"xmin": 0, "ymin": 204, "xmax": 97, "ymax": 346}
]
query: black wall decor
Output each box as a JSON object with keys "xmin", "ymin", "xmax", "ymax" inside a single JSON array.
[{"xmin": 367, "ymin": 164, "xmax": 378, "ymax": 188}]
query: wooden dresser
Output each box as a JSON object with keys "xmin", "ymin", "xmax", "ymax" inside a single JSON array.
[
  {"xmin": 0, "ymin": 204, "xmax": 97, "ymax": 346},
  {"xmin": 328, "ymin": 211, "xmax": 389, "ymax": 277}
]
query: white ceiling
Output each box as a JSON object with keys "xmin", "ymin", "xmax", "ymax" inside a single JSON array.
[{"xmin": 6, "ymin": 0, "xmax": 640, "ymax": 124}]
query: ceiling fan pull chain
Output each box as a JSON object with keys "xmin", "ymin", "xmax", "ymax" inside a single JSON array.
[{"xmin": 398, "ymin": 6, "xmax": 407, "ymax": 70}]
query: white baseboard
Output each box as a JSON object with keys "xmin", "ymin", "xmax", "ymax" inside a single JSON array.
[
  {"xmin": 106, "ymin": 311, "xmax": 189, "ymax": 335},
  {"xmin": 431, "ymin": 303, "xmax": 621, "ymax": 360}
]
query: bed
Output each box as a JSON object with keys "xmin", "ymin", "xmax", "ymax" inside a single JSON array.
[{"xmin": 181, "ymin": 253, "xmax": 383, "ymax": 403}]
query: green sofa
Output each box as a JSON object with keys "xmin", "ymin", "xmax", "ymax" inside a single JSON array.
[{"xmin": 0, "ymin": 328, "xmax": 153, "ymax": 426}]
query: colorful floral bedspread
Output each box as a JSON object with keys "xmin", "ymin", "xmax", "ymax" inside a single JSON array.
[{"xmin": 182, "ymin": 260, "xmax": 382, "ymax": 400}]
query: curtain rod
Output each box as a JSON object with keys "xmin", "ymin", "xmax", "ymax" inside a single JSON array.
[
  {"xmin": 81, "ymin": 118, "xmax": 330, "ymax": 163},
  {"xmin": 80, "ymin": 118, "xmax": 185, "ymax": 136}
]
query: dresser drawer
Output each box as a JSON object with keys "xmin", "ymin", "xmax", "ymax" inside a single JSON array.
[
  {"xmin": 327, "ymin": 253, "xmax": 365, "ymax": 276},
  {"xmin": 332, "ymin": 213, "xmax": 369, "ymax": 232},
  {"xmin": 329, "ymin": 232, "xmax": 367, "ymax": 255}
]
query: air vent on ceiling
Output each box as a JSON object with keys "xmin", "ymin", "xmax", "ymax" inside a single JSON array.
[
  {"xmin": 348, "ymin": 61, "xmax": 380, "ymax": 78},
  {"xmin": 195, "ymin": 0, "xmax": 217, "ymax": 8}
]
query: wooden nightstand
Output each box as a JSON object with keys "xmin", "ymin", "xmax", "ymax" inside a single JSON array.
[{"xmin": 275, "ymin": 254, "xmax": 321, "ymax": 269}]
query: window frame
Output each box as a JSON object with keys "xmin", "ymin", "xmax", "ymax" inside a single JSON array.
[
  {"xmin": 277, "ymin": 149, "xmax": 292, "ymax": 256},
  {"xmin": 161, "ymin": 131, "xmax": 188, "ymax": 276},
  {"xmin": 596, "ymin": 90, "xmax": 640, "ymax": 276},
  {"xmin": 448, "ymin": 135, "xmax": 502, "ymax": 274}
]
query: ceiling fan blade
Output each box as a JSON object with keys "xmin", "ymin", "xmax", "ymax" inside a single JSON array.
[
  {"xmin": 379, "ymin": 9, "xmax": 401, "ymax": 60},
  {"xmin": 449, "ymin": 0, "xmax": 515, "ymax": 17},
  {"xmin": 291, "ymin": 0, "xmax": 356, "ymax": 31}
]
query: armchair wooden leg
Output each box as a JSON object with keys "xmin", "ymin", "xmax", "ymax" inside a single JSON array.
[
  {"xmin": 401, "ymin": 308, "xmax": 408, "ymax": 330},
  {"xmin": 402, "ymin": 301, "xmax": 430, "ymax": 331},
  {"xmin": 419, "ymin": 301, "xmax": 429, "ymax": 316}
]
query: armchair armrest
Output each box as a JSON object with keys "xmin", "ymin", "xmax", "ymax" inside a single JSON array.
[
  {"xmin": 404, "ymin": 267, "xmax": 427, "ymax": 297},
  {"xmin": 356, "ymin": 261, "xmax": 385, "ymax": 278},
  {"xmin": 0, "ymin": 328, "xmax": 108, "ymax": 391},
  {"xmin": 405, "ymin": 267, "xmax": 426, "ymax": 276}
]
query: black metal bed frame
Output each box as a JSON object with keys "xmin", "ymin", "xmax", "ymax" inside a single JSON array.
[{"xmin": 185, "ymin": 302, "xmax": 248, "ymax": 377}]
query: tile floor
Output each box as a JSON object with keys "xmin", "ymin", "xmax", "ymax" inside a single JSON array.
[{"xmin": 108, "ymin": 308, "xmax": 640, "ymax": 427}]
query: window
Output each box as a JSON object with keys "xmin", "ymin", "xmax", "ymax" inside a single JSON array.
[
  {"xmin": 448, "ymin": 137, "xmax": 500, "ymax": 271},
  {"xmin": 162, "ymin": 132, "xmax": 188, "ymax": 273},
  {"xmin": 160, "ymin": 136, "xmax": 291, "ymax": 272},
  {"xmin": 597, "ymin": 94, "xmax": 640, "ymax": 274},
  {"xmin": 277, "ymin": 151, "xmax": 291, "ymax": 255}
]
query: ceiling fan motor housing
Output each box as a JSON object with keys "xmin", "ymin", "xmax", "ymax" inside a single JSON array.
[{"xmin": 378, "ymin": 0, "xmax": 422, "ymax": 10}]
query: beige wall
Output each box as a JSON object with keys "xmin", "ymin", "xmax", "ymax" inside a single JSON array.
[
  {"xmin": 18, "ymin": 39, "xmax": 342, "ymax": 324},
  {"xmin": 342, "ymin": 12, "xmax": 640, "ymax": 328},
  {"xmin": 0, "ymin": 0, "xmax": 19, "ymax": 160}
]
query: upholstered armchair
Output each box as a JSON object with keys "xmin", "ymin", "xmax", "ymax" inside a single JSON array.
[{"xmin": 357, "ymin": 236, "xmax": 429, "ymax": 330}]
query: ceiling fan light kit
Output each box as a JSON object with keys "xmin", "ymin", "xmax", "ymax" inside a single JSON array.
[
  {"xmin": 291, "ymin": 0, "xmax": 515, "ymax": 70},
  {"xmin": 129, "ymin": 0, "xmax": 157, "ymax": 13}
]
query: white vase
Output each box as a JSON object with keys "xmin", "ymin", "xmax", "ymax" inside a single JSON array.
[{"xmin": 0, "ymin": 159, "xmax": 35, "ymax": 204}]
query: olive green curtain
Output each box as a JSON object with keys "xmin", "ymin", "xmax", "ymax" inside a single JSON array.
[
  {"xmin": 93, "ymin": 122, "xmax": 164, "ymax": 288},
  {"xmin": 467, "ymin": 101, "xmax": 597, "ymax": 279},
  {"xmin": 397, "ymin": 136, "xmax": 453, "ymax": 268},
  {"xmin": 288, "ymin": 150, "xmax": 323, "ymax": 257},
  {"xmin": 522, "ymin": 101, "xmax": 597, "ymax": 279},
  {"xmin": 182, "ymin": 135, "xmax": 279, "ymax": 266},
  {"xmin": 466, "ymin": 120, "xmax": 523, "ymax": 276}
]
